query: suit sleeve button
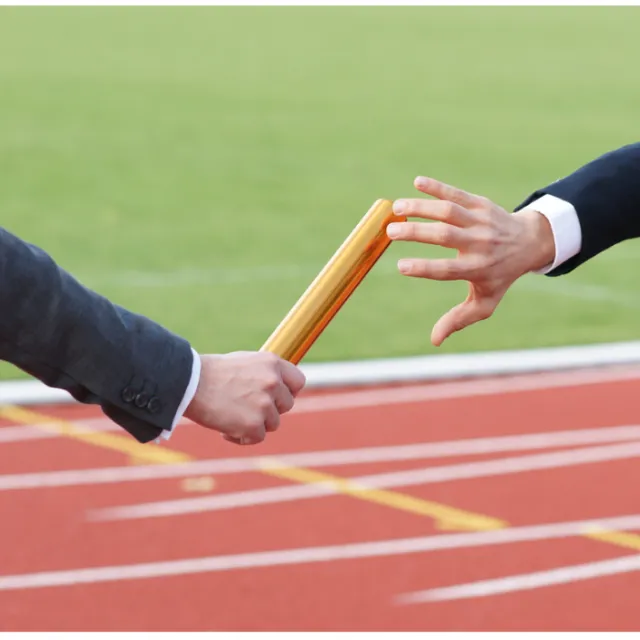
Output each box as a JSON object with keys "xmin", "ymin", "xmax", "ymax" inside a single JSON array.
[
  {"xmin": 121, "ymin": 387, "xmax": 136, "ymax": 403},
  {"xmin": 147, "ymin": 397, "xmax": 162, "ymax": 414},
  {"xmin": 134, "ymin": 393, "xmax": 150, "ymax": 408}
]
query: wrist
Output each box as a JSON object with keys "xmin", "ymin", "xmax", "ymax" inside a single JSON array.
[
  {"xmin": 184, "ymin": 353, "xmax": 204, "ymax": 422},
  {"xmin": 513, "ymin": 209, "xmax": 556, "ymax": 273}
]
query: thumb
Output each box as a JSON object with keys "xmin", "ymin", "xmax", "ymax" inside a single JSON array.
[{"xmin": 431, "ymin": 297, "xmax": 496, "ymax": 346}]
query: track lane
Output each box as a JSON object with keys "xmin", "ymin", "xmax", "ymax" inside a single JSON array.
[{"xmin": 2, "ymin": 371, "xmax": 640, "ymax": 630}]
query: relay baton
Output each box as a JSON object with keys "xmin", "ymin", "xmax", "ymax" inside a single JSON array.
[{"xmin": 260, "ymin": 199, "xmax": 406, "ymax": 365}]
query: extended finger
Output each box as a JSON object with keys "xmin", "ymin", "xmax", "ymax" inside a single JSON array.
[
  {"xmin": 392, "ymin": 198, "xmax": 474, "ymax": 227},
  {"xmin": 397, "ymin": 257, "xmax": 472, "ymax": 281},
  {"xmin": 413, "ymin": 176, "xmax": 487, "ymax": 210},
  {"xmin": 431, "ymin": 299, "xmax": 496, "ymax": 346},
  {"xmin": 387, "ymin": 220, "xmax": 469, "ymax": 249}
]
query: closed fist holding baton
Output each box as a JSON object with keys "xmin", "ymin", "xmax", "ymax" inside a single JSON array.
[{"xmin": 185, "ymin": 351, "xmax": 306, "ymax": 446}]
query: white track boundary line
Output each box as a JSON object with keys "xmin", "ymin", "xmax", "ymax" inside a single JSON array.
[
  {"xmin": 91, "ymin": 440, "xmax": 640, "ymax": 522},
  {"xmin": 4, "ymin": 513, "xmax": 640, "ymax": 592},
  {"xmin": 3, "ymin": 366, "xmax": 640, "ymax": 447},
  {"xmin": 290, "ymin": 365, "xmax": 640, "ymax": 414},
  {"xmin": 3, "ymin": 341, "xmax": 640, "ymax": 406},
  {"xmin": 397, "ymin": 554, "xmax": 640, "ymax": 604},
  {"xmin": 4, "ymin": 424, "xmax": 640, "ymax": 492}
]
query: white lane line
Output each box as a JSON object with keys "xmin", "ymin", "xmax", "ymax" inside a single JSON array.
[
  {"xmin": 5, "ymin": 342, "xmax": 640, "ymax": 405},
  {"xmin": 397, "ymin": 554, "xmax": 640, "ymax": 604},
  {"xmin": 2, "ymin": 365, "xmax": 640, "ymax": 446},
  {"xmin": 91, "ymin": 440, "xmax": 640, "ymax": 522},
  {"xmin": 3, "ymin": 424, "xmax": 640, "ymax": 492},
  {"xmin": 290, "ymin": 365, "xmax": 640, "ymax": 414},
  {"xmin": 4, "ymin": 513, "xmax": 640, "ymax": 592}
]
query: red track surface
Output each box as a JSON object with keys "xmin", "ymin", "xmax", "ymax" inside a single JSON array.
[{"xmin": 2, "ymin": 368, "xmax": 640, "ymax": 631}]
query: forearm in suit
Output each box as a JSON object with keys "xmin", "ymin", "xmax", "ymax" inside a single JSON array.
[
  {"xmin": 515, "ymin": 142, "xmax": 640, "ymax": 276},
  {"xmin": 0, "ymin": 226, "xmax": 194, "ymax": 443}
]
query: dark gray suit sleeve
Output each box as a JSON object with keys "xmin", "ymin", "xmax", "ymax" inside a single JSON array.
[
  {"xmin": 0, "ymin": 226, "xmax": 194, "ymax": 443},
  {"xmin": 514, "ymin": 142, "xmax": 640, "ymax": 276}
]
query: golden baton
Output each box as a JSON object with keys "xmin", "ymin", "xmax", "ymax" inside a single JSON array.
[{"xmin": 260, "ymin": 199, "xmax": 406, "ymax": 365}]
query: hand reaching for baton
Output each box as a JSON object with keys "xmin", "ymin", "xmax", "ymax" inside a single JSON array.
[{"xmin": 387, "ymin": 176, "xmax": 556, "ymax": 346}]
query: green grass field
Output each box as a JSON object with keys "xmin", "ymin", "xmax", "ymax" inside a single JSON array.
[{"xmin": 1, "ymin": 6, "xmax": 640, "ymax": 380}]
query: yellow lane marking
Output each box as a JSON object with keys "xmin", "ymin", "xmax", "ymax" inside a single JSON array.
[
  {"xmin": 258, "ymin": 459, "xmax": 506, "ymax": 531},
  {"xmin": 5, "ymin": 404, "xmax": 640, "ymax": 553},
  {"xmin": 1, "ymin": 405, "xmax": 503, "ymax": 528},
  {"xmin": 0, "ymin": 405, "xmax": 190, "ymax": 465},
  {"xmin": 585, "ymin": 530, "xmax": 640, "ymax": 551},
  {"xmin": 259, "ymin": 460, "xmax": 640, "ymax": 551},
  {"xmin": 181, "ymin": 477, "xmax": 217, "ymax": 492}
]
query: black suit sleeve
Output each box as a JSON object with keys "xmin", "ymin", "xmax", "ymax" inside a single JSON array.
[
  {"xmin": 0, "ymin": 226, "xmax": 194, "ymax": 443},
  {"xmin": 514, "ymin": 142, "xmax": 640, "ymax": 276}
]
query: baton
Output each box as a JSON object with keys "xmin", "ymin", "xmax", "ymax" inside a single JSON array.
[{"xmin": 260, "ymin": 199, "xmax": 406, "ymax": 365}]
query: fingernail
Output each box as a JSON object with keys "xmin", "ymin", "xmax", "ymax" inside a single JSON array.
[
  {"xmin": 393, "ymin": 200, "xmax": 407, "ymax": 214},
  {"xmin": 398, "ymin": 259, "xmax": 411, "ymax": 274},
  {"xmin": 387, "ymin": 223, "xmax": 401, "ymax": 238},
  {"xmin": 415, "ymin": 176, "xmax": 428, "ymax": 187}
]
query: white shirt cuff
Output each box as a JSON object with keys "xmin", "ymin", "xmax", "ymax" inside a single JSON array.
[
  {"xmin": 155, "ymin": 347, "xmax": 201, "ymax": 443},
  {"xmin": 520, "ymin": 194, "xmax": 582, "ymax": 274}
]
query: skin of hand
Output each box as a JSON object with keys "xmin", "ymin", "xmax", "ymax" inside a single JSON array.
[
  {"xmin": 386, "ymin": 176, "xmax": 556, "ymax": 347},
  {"xmin": 184, "ymin": 351, "xmax": 306, "ymax": 445}
]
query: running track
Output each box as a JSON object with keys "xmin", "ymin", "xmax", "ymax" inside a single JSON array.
[{"xmin": 2, "ymin": 366, "xmax": 640, "ymax": 631}]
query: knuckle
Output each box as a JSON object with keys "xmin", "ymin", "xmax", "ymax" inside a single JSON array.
[
  {"xmin": 408, "ymin": 260, "xmax": 423, "ymax": 276},
  {"xmin": 441, "ymin": 262, "xmax": 458, "ymax": 279},
  {"xmin": 474, "ymin": 195, "xmax": 491, "ymax": 209},
  {"xmin": 479, "ymin": 245, "xmax": 500, "ymax": 268},
  {"xmin": 250, "ymin": 429, "xmax": 266, "ymax": 443},
  {"xmin": 402, "ymin": 222, "xmax": 417, "ymax": 240},
  {"xmin": 261, "ymin": 351, "xmax": 278, "ymax": 365},
  {"xmin": 439, "ymin": 184, "xmax": 453, "ymax": 200},
  {"xmin": 480, "ymin": 226, "xmax": 500, "ymax": 245},
  {"xmin": 436, "ymin": 224, "xmax": 453, "ymax": 246},
  {"xmin": 243, "ymin": 415, "xmax": 261, "ymax": 431},
  {"xmin": 481, "ymin": 230, "xmax": 498, "ymax": 246},
  {"xmin": 394, "ymin": 222, "xmax": 418, "ymax": 241},
  {"xmin": 471, "ymin": 257, "xmax": 490, "ymax": 277},
  {"xmin": 281, "ymin": 397, "xmax": 295, "ymax": 414},
  {"xmin": 247, "ymin": 422, "xmax": 265, "ymax": 441},
  {"xmin": 262, "ymin": 372, "xmax": 281, "ymax": 391},
  {"xmin": 258, "ymin": 394, "xmax": 274, "ymax": 413},
  {"xmin": 441, "ymin": 201, "xmax": 456, "ymax": 219}
]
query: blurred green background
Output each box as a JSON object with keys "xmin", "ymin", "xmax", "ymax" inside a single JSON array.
[{"xmin": 1, "ymin": 6, "xmax": 639, "ymax": 379}]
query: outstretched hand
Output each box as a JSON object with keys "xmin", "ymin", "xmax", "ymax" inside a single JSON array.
[{"xmin": 387, "ymin": 176, "xmax": 556, "ymax": 346}]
